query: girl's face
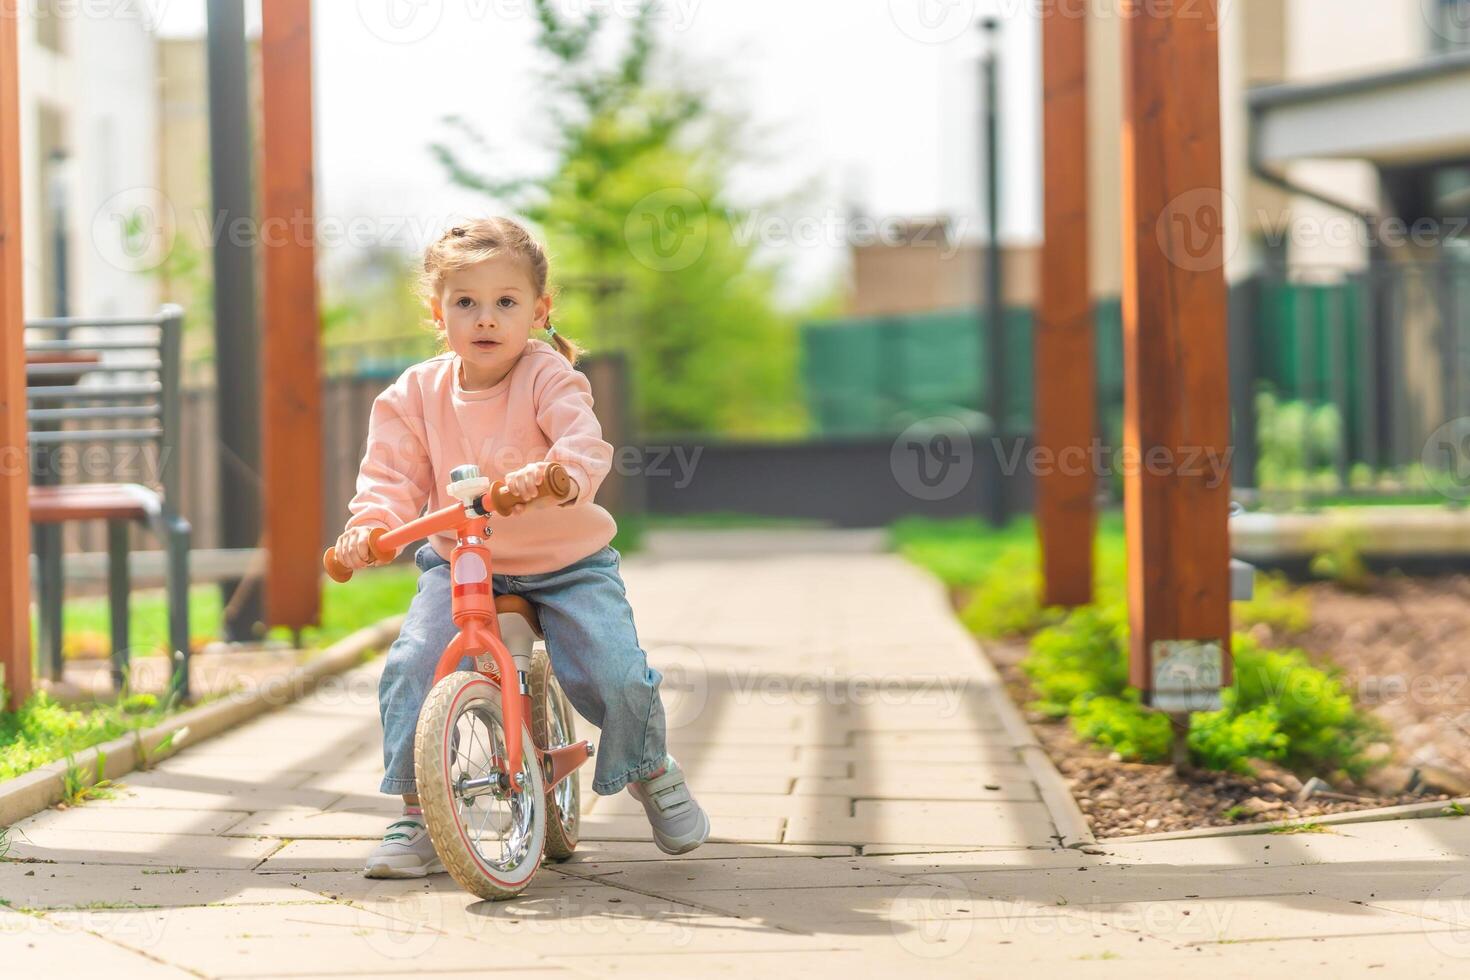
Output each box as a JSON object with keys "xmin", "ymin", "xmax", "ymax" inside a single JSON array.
[{"xmin": 432, "ymin": 253, "xmax": 551, "ymax": 389}]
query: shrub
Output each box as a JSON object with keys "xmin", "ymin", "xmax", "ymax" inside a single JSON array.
[{"xmin": 1070, "ymin": 694, "xmax": 1172, "ymax": 761}]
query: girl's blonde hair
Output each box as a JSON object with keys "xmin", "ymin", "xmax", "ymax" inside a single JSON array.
[{"xmin": 419, "ymin": 216, "xmax": 581, "ymax": 364}]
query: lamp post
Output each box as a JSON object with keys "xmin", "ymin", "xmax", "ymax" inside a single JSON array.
[
  {"xmin": 979, "ymin": 17, "xmax": 1007, "ymax": 527},
  {"xmin": 206, "ymin": 0, "xmax": 265, "ymax": 640}
]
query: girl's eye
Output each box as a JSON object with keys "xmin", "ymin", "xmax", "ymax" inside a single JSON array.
[
  {"xmin": 456, "ymin": 297, "xmax": 474, "ymax": 309},
  {"xmin": 497, "ymin": 296, "xmax": 516, "ymax": 309}
]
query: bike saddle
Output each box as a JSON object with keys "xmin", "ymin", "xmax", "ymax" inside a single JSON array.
[{"xmin": 494, "ymin": 594, "xmax": 544, "ymax": 639}]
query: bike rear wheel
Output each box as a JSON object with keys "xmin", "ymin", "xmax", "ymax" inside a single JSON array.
[
  {"xmin": 530, "ymin": 648, "xmax": 581, "ymax": 860},
  {"xmin": 416, "ymin": 670, "xmax": 546, "ymax": 900}
]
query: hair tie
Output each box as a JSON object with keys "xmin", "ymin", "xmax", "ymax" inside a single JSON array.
[
  {"xmin": 450, "ymin": 225, "xmax": 466, "ymax": 237},
  {"xmin": 545, "ymin": 323, "xmax": 558, "ymax": 340}
]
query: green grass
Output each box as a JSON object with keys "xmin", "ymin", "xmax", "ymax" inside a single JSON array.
[
  {"xmin": 49, "ymin": 564, "xmax": 421, "ymax": 660},
  {"xmin": 4, "ymin": 563, "xmax": 423, "ymax": 791},
  {"xmin": 0, "ymin": 685, "xmax": 177, "ymax": 783},
  {"xmin": 891, "ymin": 512, "xmax": 1129, "ymax": 637}
]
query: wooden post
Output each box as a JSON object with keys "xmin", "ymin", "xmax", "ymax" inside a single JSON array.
[
  {"xmin": 1036, "ymin": 1, "xmax": 1096, "ymax": 607},
  {"xmin": 260, "ymin": 0, "xmax": 323, "ymax": 630},
  {"xmin": 0, "ymin": 0, "xmax": 34, "ymax": 709},
  {"xmin": 1120, "ymin": 0, "xmax": 1233, "ymax": 713}
]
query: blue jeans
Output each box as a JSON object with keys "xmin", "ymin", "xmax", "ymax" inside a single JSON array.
[{"xmin": 377, "ymin": 542, "xmax": 668, "ymax": 796}]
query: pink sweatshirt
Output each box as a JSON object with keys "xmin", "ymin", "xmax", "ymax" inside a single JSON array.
[{"xmin": 344, "ymin": 340, "xmax": 617, "ymax": 575}]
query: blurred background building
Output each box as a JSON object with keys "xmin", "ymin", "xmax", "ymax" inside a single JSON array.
[{"xmin": 16, "ymin": 2, "xmax": 159, "ymax": 318}]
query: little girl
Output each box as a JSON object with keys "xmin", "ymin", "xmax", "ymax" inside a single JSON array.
[{"xmin": 332, "ymin": 217, "xmax": 709, "ymax": 878}]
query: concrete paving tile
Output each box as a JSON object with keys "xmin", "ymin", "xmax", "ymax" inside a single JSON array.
[
  {"xmin": 672, "ymin": 728, "xmax": 848, "ymax": 746},
  {"xmin": 99, "ymin": 771, "xmax": 347, "ymax": 812},
  {"xmin": 1, "ymin": 907, "xmax": 197, "ymax": 977},
  {"xmin": 677, "ymin": 757, "xmax": 850, "ymax": 778},
  {"xmin": 287, "ymin": 868, "xmax": 590, "ymax": 905},
  {"xmin": 13, "ymin": 804, "xmax": 252, "ymax": 837},
  {"xmin": 1330, "ymin": 815, "xmax": 1470, "ymax": 858},
  {"xmin": 223, "ymin": 808, "xmax": 395, "ymax": 840},
  {"xmin": 849, "ymin": 865, "xmax": 1323, "ymax": 909},
  {"xmin": 1176, "ymin": 935, "xmax": 1470, "ymax": 978},
  {"xmin": 579, "ymin": 812, "xmax": 785, "ymax": 844},
  {"xmin": 856, "ymin": 847, "xmax": 1108, "ymax": 869},
  {"xmin": 666, "ymin": 744, "xmax": 800, "ymax": 763},
  {"xmin": 556, "ymin": 856, "xmax": 918, "ymax": 892},
  {"xmin": 649, "ymin": 883, "xmax": 1191, "ymax": 950},
  {"xmin": 254, "ymin": 838, "xmax": 374, "ymax": 874},
  {"xmin": 801, "ymin": 744, "xmax": 1021, "ymax": 764},
  {"xmin": 792, "ymin": 775, "xmax": 1040, "ymax": 801},
  {"xmin": 784, "ymin": 798, "xmax": 1058, "ymax": 848},
  {"xmin": 148, "ymin": 758, "xmax": 321, "ymax": 783},
  {"xmin": 659, "ymin": 773, "xmax": 795, "ymax": 794},
  {"xmin": 1087, "ymin": 830, "xmax": 1448, "ymax": 869},
  {"xmin": 594, "ymin": 792, "xmax": 797, "ymax": 819},
  {"xmin": 238, "ymin": 973, "xmax": 576, "ymax": 979},
  {"xmin": 289, "ymin": 768, "xmax": 397, "ymax": 797},
  {"xmin": 3, "ymin": 829, "xmax": 282, "ymax": 870},
  {"xmin": 1060, "ymin": 893, "xmax": 1464, "ymax": 946},
  {"xmin": 554, "ymin": 841, "xmax": 855, "ymax": 864},
  {"xmin": 0, "ymin": 862, "xmax": 334, "ymax": 910},
  {"xmin": 39, "ymin": 901, "xmax": 551, "ymax": 975},
  {"xmin": 844, "ymin": 759, "xmax": 1031, "ymax": 781},
  {"xmin": 1193, "ymin": 860, "xmax": 1470, "ymax": 904}
]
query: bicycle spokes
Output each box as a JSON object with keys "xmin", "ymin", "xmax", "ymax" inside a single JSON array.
[{"xmin": 450, "ymin": 702, "xmax": 536, "ymax": 872}]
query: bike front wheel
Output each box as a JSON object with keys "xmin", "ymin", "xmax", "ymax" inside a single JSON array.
[{"xmin": 416, "ymin": 670, "xmax": 546, "ymax": 900}]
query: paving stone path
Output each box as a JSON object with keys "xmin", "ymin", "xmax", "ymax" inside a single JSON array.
[{"xmin": 5, "ymin": 532, "xmax": 1470, "ymax": 976}]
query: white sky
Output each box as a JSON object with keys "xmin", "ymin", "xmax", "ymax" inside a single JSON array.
[{"xmin": 153, "ymin": 0, "xmax": 1042, "ymax": 305}]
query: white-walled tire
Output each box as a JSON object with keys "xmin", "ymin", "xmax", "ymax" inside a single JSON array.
[{"xmin": 415, "ymin": 671, "xmax": 546, "ymax": 901}]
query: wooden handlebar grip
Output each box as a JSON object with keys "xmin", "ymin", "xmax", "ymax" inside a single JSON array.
[
  {"xmin": 323, "ymin": 528, "xmax": 393, "ymax": 584},
  {"xmin": 323, "ymin": 548, "xmax": 352, "ymax": 583},
  {"xmin": 487, "ymin": 462, "xmax": 572, "ymax": 516}
]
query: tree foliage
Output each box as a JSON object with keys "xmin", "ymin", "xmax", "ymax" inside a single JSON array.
[{"xmin": 430, "ymin": 0, "xmax": 806, "ymax": 436}]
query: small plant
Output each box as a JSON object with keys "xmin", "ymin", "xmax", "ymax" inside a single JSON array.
[
  {"xmin": 1223, "ymin": 805, "xmax": 1249, "ymax": 822},
  {"xmin": 1269, "ymin": 822, "xmax": 1331, "ymax": 834},
  {"xmin": 1233, "ymin": 572, "xmax": 1311, "ymax": 635},
  {"xmin": 1255, "ymin": 390, "xmax": 1344, "ymax": 493},
  {"xmin": 60, "ymin": 749, "xmax": 115, "ymax": 807},
  {"xmin": 136, "ymin": 726, "xmax": 188, "ymax": 772},
  {"xmin": 1308, "ymin": 523, "xmax": 1372, "ymax": 592},
  {"xmin": 1443, "ymin": 801, "xmax": 1467, "ymax": 817}
]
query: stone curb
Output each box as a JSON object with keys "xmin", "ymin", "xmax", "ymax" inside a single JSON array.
[
  {"xmin": 966, "ymin": 635, "xmax": 1097, "ymax": 849},
  {"xmin": 1102, "ymin": 795, "xmax": 1470, "ymax": 844},
  {"xmin": 0, "ymin": 615, "xmax": 404, "ymax": 829}
]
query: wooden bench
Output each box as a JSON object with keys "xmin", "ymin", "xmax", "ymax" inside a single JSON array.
[{"xmin": 26, "ymin": 306, "xmax": 191, "ymax": 700}]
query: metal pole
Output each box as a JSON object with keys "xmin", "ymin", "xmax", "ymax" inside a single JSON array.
[
  {"xmin": 206, "ymin": 0, "xmax": 265, "ymax": 640},
  {"xmin": 0, "ymin": 0, "xmax": 35, "ymax": 710},
  {"xmin": 981, "ymin": 17, "xmax": 1007, "ymax": 527}
]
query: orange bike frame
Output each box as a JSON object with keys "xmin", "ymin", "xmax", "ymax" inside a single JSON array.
[{"xmin": 366, "ymin": 496, "xmax": 588, "ymax": 794}]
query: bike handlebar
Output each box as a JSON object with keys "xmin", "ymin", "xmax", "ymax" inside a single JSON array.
[{"xmin": 323, "ymin": 463, "xmax": 572, "ymax": 583}]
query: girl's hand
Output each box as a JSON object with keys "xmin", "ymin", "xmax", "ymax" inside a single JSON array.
[
  {"xmin": 503, "ymin": 461, "xmax": 578, "ymax": 514},
  {"xmin": 334, "ymin": 527, "xmax": 382, "ymax": 571}
]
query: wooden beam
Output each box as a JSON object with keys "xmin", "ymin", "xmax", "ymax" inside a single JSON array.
[
  {"xmin": 1119, "ymin": 0, "xmax": 1233, "ymax": 705},
  {"xmin": 0, "ymin": 0, "xmax": 33, "ymax": 710},
  {"xmin": 1035, "ymin": 1, "xmax": 1096, "ymax": 607},
  {"xmin": 260, "ymin": 0, "xmax": 323, "ymax": 630}
]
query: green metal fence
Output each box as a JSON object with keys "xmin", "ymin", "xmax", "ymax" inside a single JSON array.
[{"xmin": 799, "ymin": 263, "xmax": 1470, "ymax": 496}]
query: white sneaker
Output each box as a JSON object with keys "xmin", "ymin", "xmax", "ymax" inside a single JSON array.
[
  {"xmin": 626, "ymin": 755, "xmax": 710, "ymax": 855},
  {"xmin": 363, "ymin": 813, "xmax": 445, "ymax": 878}
]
